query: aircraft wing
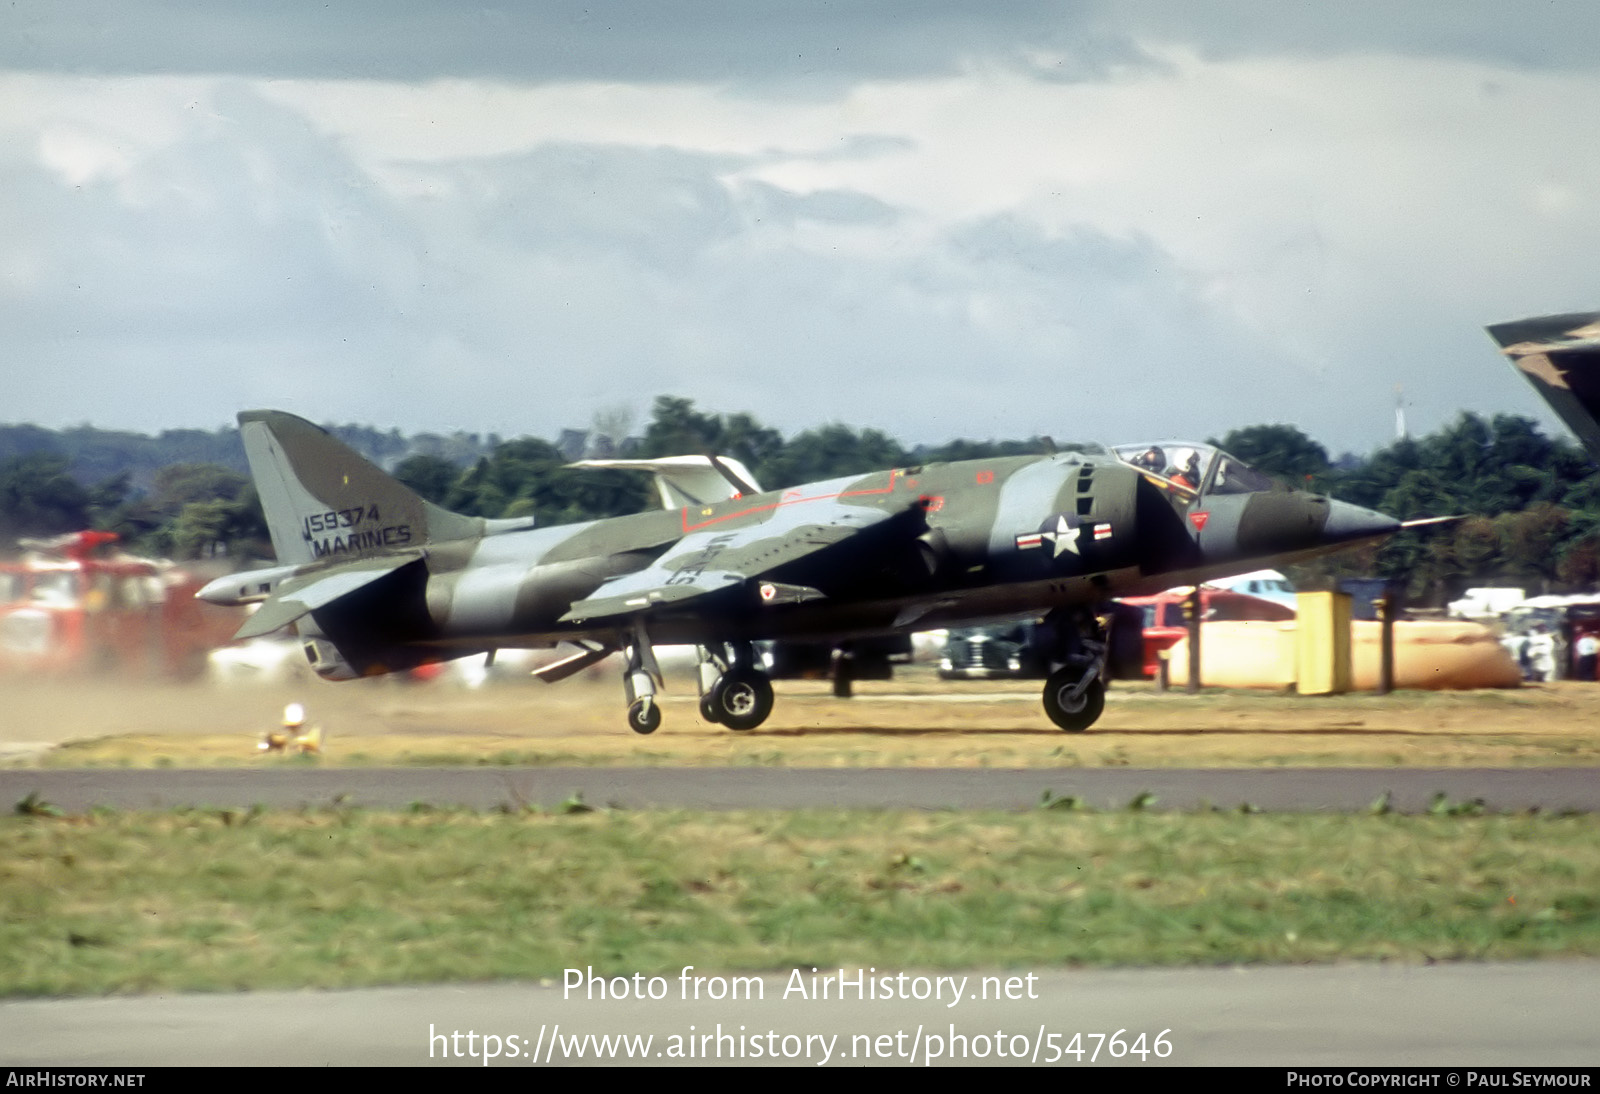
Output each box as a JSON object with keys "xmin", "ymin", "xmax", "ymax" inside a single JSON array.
[
  {"xmin": 1487, "ymin": 311, "xmax": 1600, "ymax": 462},
  {"xmin": 232, "ymin": 554, "xmax": 424, "ymax": 640},
  {"xmin": 569, "ymin": 455, "xmax": 763, "ymax": 509},
  {"xmin": 559, "ymin": 499, "xmax": 917, "ymax": 623}
]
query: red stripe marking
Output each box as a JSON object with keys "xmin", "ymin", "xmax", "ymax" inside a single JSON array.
[{"xmin": 681, "ymin": 470, "xmax": 902, "ymax": 533}]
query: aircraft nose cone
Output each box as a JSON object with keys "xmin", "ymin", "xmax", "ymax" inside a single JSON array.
[{"xmin": 1322, "ymin": 500, "xmax": 1401, "ymax": 544}]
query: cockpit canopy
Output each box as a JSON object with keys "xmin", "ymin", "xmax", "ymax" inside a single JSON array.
[{"xmin": 1112, "ymin": 442, "xmax": 1279, "ymax": 498}]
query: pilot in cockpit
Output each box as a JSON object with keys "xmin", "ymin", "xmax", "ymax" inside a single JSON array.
[
  {"xmin": 1132, "ymin": 447, "xmax": 1166, "ymax": 475},
  {"xmin": 1172, "ymin": 451, "xmax": 1202, "ymax": 489}
]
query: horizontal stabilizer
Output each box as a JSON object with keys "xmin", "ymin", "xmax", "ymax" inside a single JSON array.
[
  {"xmin": 232, "ymin": 555, "xmax": 422, "ymax": 640},
  {"xmin": 568, "ymin": 455, "xmax": 763, "ymax": 510}
]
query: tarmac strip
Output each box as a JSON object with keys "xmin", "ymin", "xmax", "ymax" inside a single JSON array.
[
  {"xmin": 4, "ymin": 766, "xmax": 1599, "ymax": 813},
  {"xmin": 3, "ymin": 962, "xmax": 1597, "ymax": 1066}
]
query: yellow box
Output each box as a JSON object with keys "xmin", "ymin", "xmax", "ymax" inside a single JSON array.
[{"xmin": 1296, "ymin": 591, "xmax": 1353, "ymax": 695}]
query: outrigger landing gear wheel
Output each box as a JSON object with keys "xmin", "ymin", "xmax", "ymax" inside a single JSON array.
[
  {"xmin": 622, "ymin": 620, "xmax": 665, "ymax": 734},
  {"xmin": 713, "ymin": 669, "xmax": 775, "ymax": 731},
  {"xmin": 1042, "ymin": 670, "xmax": 1105, "ymax": 732},
  {"xmin": 627, "ymin": 698, "xmax": 662, "ymax": 735}
]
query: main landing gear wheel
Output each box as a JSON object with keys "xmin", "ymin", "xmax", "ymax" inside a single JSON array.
[
  {"xmin": 1043, "ymin": 671, "xmax": 1104, "ymax": 733},
  {"xmin": 699, "ymin": 683, "xmax": 726, "ymax": 725},
  {"xmin": 627, "ymin": 698, "xmax": 662, "ymax": 735},
  {"xmin": 713, "ymin": 669, "xmax": 774, "ymax": 731}
]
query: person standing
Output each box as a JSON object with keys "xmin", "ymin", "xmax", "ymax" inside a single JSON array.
[{"xmin": 1528, "ymin": 626, "xmax": 1557, "ymax": 683}]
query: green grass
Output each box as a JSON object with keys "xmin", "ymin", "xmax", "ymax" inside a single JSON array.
[{"xmin": 4, "ymin": 808, "xmax": 1599, "ymax": 997}]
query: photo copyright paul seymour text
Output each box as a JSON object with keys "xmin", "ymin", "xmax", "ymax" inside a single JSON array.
[{"xmin": 1289, "ymin": 1075, "xmax": 1592, "ymax": 1088}]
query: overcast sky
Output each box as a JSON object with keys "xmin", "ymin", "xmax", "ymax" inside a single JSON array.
[{"xmin": 4, "ymin": 2, "xmax": 1598, "ymax": 455}]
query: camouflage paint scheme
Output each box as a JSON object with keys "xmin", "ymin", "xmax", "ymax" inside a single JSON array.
[
  {"xmin": 201, "ymin": 410, "xmax": 1399, "ymax": 733},
  {"xmin": 1488, "ymin": 311, "xmax": 1600, "ymax": 464}
]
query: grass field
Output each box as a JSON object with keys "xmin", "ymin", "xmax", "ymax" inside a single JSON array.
[
  {"xmin": 7, "ymin": 671, "xmax": 1600, "ymax": 999},
  {"xmin": 4, "ymin": 806, "xmax": 1598, "ymax": 997}
]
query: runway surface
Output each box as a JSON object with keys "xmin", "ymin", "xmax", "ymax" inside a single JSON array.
[
  {"xmin": 5, "ymin": 765, "xmax": 1599, "ymax": 813},
  {"xmin": 4, "ymin": 962, "xmax": 1597, "ymax": 1066}
]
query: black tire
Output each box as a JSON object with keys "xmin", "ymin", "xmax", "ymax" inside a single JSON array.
[
  {"xmin": 627, "ymin": 699, "xmax": 662, "ymax": 735},
  {"xmin": 716, "ymin": 669, "xmax": 774, "ymax": 731},
  {"xmin": 699, "ymin": 683, "xmax": 725, "ymax": 724},
  {"xmin": 1042, "ymin": 671, "xmax": 1104, "ymax": 732}
]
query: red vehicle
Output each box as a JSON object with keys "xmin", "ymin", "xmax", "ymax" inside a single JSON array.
[
  {"xmin": 1119, "ymin": 587, "xmax": 1295, "ymax": 678},
  {"xmin": 0, "ymin": 531, "xmax": 243, "ymax": 678}
]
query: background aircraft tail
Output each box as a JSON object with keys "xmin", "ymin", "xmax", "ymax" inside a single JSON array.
[
  {"xmin": 1486, "ymin": 312, "xmax": 1600, "ymax": 463},
  {"xmin": 238, "ymin": 410, "xmax": 517, "ymax": 565},
  {"xmin": 567, "ymin": 454, "xmax": 763, "ymax": 509}
]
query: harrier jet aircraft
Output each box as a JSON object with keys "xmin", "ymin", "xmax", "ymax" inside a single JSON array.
[
  {"xmin": 1488, "ymin": 310, "xmax": 1600, "ymax": 464},
  {"xmin": 200, "ymin": 411, "xmax": 1400, "ymax": 734}
]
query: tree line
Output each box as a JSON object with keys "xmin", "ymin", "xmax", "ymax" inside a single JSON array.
[
  {"xmin": 2, "ymin": 399, "xmax": 1596, "ymax": 605},
  {"xmin": 1217, "ymin": 416, "xmax": 1600, "ymax": 601}
]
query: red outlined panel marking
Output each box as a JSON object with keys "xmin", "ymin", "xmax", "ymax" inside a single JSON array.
[{"xmin": 681, "ymin": 470, "xmax": 903, "ymax": 533}]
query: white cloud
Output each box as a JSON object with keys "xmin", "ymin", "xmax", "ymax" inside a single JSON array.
[{"xmin": 4, "ymin": 21, "xmax": 1599, "ymax": 453}]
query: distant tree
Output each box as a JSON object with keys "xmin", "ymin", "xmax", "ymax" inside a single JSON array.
[
  {"xmin": 1212, "ymin": 424, "xmax": 1330, "ymax": 486},
  {"xmin": 760, "ymin": 423, "xmax": 910, "ymax": 489},
  {"xmin": 447, "ymin": 438, "xmax": 650, "ymax": 525},
  {"xmin": 635, "ymin": 397, "xmax": 786, "ymax": 485},
  {"xmin": 119, "ymin": 463, "xmax": 267, "ymax": 559},
  {"xmin": 161, "ymin": 495, "xmax": 268, "ymax": 559},
  {"xmin": 86, "ymin": 472, "xmax": 132, "ymax": 527},
  {"xmin": 639, "ymin": 397, "xmax": 727, "ymax": 459},
  {"xmin": 916, "ymin": 438, "xmax": 1049, "ymax": 464},
  {"xmin": 147, "ymin": 463, "xmax": 249, "ymax": 513},
  {"xmin": 1557, "ymin": 537, "xmax": 1600, "ymax": 588},
  {"xmin": 718, "ymin": 412, "xmax": 786, "ymax": 483},
  {"xmin": 0, "ymin": 453, "xmax": 91, "ymax": 541},
  {"xmin": 449, "ymin": 456, "xmax": 513, "ymax": 519},
  {"xmin": 327, "ymin": 424, "xmax": 409, "ymax": 467},
  {"xmin": 0, "ymin": 424, "xmax": 62, "ymax": 465},
  {"xmin": 1497, "ymin": 503, "xmax": 1572, "ymax": 592},
  {"xmin": 395, "ymin": 454, "xmax": 461, "ymax": 505}
]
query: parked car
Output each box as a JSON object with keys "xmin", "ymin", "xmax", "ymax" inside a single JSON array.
[{"xmin": 938, "ymin": 622, "xmax": 1050, "ymax": 680}]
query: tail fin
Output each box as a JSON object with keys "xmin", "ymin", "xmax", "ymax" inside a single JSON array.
[
  {"xmin": 239, "ymin": 410, "xmax": 520, "ymax": 565},
  {"xmin": 1486, "ymin": 312, "xmax": 1600, "ymax": 463}
]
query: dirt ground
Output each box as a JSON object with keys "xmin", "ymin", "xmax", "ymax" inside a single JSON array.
[{"xmin": 6, "ymin": 664, "xmax": 1600, "ymax": 768}]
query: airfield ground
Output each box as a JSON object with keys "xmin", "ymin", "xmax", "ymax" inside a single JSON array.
[
  {"xmin": 5, "ymin": 666, "xmax": 1600, "ymax": 769},
  {"xmin": 6, "ymin": 668, "xmax": 1600, "ymax": 998}
]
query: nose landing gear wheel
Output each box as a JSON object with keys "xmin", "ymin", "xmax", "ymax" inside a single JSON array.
[
  {"xmin": 628, "ymin": 698, "xmax": 662, "ymax": 735},
  {"xmin": 715, "ymin": 670, "xmax": 774, "ymax": 731},
  {"xmin": 1043, "ymin": 671, "xmax": 1104, "ymax": 732}
]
